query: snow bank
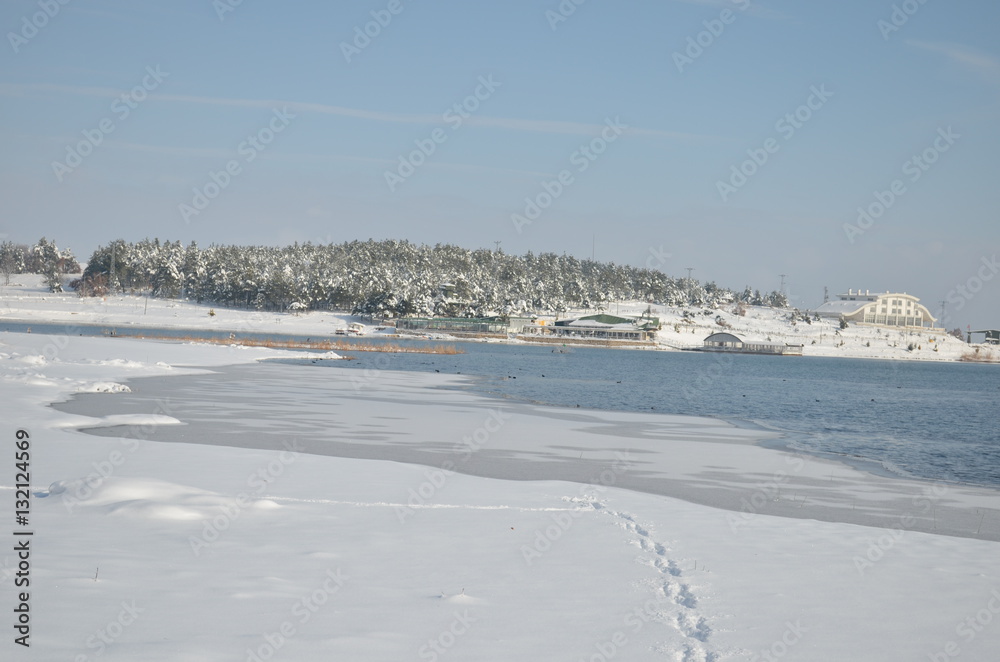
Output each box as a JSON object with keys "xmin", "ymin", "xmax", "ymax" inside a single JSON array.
[
  {"xmin": 75, "ymin": 381, "xmax": 132, "ymax": 393},
  {"xmin": 0, "ymin": 331, "xmax": 998, "ymax": 660},
  {"xmin": 3, "ymin": 275, "xmax": 993, "ymax": 362}
]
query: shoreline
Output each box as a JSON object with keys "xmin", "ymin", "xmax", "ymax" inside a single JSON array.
[
  {"xmin": 442, "ymin": 370, "xmax": 993, "ymax": 490},
  {"xmin": 54, "ymin": 356, "xmax": 1000, "ymax": 542},
  {"xmin": 3, "ymin": 309, "xmax": 998, "ymax": 364},
  {"xmin": 4, "ymin": 330, "xmax": 1000, "ymax": 660},
  {"xmin": 6, "ymin": 318, "xmax": 994, "ymax": 489}
]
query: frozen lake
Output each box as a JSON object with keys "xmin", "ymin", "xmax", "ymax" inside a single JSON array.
[{"xmin": 57, "ymin": 351, "xmax": 1000, "ymax": 541}]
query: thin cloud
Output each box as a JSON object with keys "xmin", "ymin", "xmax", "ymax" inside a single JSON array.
[
  {"xmin": 670, "ymin": 0, "xmax": 786, "ymax": 20},
  {"xmin": 907, "ymin": 41, "xmax": 1000, "ymax": 80},
  {"xmin": 104, "ymin": 140, "xmax": 553, "ymax": 178},
  {"xmin": 103, "ymin": 141, "xmax": 235, "ymax": 159},
  {"xmin": 0, "ymin": 84, "xmax": 709, "ymax": 141}
]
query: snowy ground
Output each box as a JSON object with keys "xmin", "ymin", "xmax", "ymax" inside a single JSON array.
[
  {"xmin": 597, "ymin": 301, "xmax": 998, "ymax": 363},
  {"xmin": 3, "ymin": 274, "xmax": 997, "ymax": 362},
  {"xmin": 2, "ymin": 327, "xmax": 1000, "ymax": 660},
  {"xmin": 0, "ymin": 274, "xmax": 376, "ymax": 339}
]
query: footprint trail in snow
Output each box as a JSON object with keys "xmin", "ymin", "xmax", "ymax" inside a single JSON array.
[{"xmin": 573, "ymin": 496, "xmax": 718, "ymax": 662}]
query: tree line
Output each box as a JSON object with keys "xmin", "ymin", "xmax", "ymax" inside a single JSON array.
[
  {"xmin": 0, "ymin": 238, "xmax": 81, "ymax": 291},
  {"xmin": 70, "ymin": 238, "xmax": 787, "ymax": 317}
]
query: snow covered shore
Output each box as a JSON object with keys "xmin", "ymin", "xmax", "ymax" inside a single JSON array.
[
  {"xmin": 2, "ymin": 331, "xmax": 1000, "ymax": 660},
  {"xmin": 3, "ymin": 275, "xmax": 997, "ymax": 363}
]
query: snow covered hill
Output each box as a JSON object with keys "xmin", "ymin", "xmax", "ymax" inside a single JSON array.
[
  {"xmin": 598, "ymin": 301, "xmax": 998, "ymax": 363},
  {"xmin": 2, "ymin": 274, "xmax": 996, "ymax": 363}
]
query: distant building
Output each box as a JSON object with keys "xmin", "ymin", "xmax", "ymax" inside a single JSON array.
[
  {"xmin": 397, "ymin": 317, "xmax": 508, "ymax": 334},
  {"xmin": 397, "ymin": 315, "xmax": 536, "ymax": 335},
  {"xmin": 522, "ymin": 314, "xmax": 659, "ymax": 342},
  {"xmin": 700, "ymin": 332, "xmax": 803, "ymax": 356},
  {"xmin": 969, "ymin": 329, "xmax": 1000, "ymax": 345},
  {"xmin": 813, "ymin": 289, "xmax": 936, "ymax": 328}
]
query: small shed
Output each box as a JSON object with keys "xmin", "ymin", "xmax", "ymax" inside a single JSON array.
[
  {"xmin": 970, "ymin": 329, "xmax": 1000, "ymax": 345},
  {"xmin": 703, "ymin": 332, "xmax": 744, "ymax": 349},
  {"xmin": 702, "ymin": 332, "xmax": 803, "ymax": 356}
]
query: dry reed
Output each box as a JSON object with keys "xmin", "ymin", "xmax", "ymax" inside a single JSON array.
[{"xmin": 112, "ymin": 333, "xmax": 463, "ymax": 355}]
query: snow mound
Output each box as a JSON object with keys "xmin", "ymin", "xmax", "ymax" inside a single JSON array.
[
  {"xmin": 106, "ymin": 501, "xmax": 206, "ymax": 521},
  {"xmin": 45, "ymin": 477, "xmax": 243, "ymax": 521},
  {"xmin": 75, "ymin": 413, "xmax": 183, "ymax": 428},
  {"xmin": 44, "ymin": 477, "xmax": 285, "ymax": 523},
  {"xmin": 76, "ymin": 381, "xmax": 132, "ymax": 393},
  {"xmin": 80, "ymin": 358, "xmax": 146, "ymax": 368},
  {"xmin": 21, "ymin": 375, "xmax": 60, "ymax": 387},
  {"xmin": 47, "ymin": 476, "xmax": 212, "ymax": 503},
  {"xmin": 11, "ymin": 354, "xmax": 48, "ymax": 366},
  {"xmin": 436, "ymin": 591, "xmax": 486, "ymax": 605}
]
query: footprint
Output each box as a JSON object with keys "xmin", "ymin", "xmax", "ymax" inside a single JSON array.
[
  {"xmin": 675, "ymin": 611, "xmax": 711, "ymax": 642},
  {"xmin": 598, "ymin": 506, "xmax": 716, "ymax": 656}
]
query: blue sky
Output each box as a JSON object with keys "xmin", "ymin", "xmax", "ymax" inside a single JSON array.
[{"xmin": 1, "ymin": 0, "xmax": 998, "ymax": 328}]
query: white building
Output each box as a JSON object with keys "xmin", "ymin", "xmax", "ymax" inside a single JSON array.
[{"xmin": 813, "ymin": 289, "xmax": 936, "ymax": 328}]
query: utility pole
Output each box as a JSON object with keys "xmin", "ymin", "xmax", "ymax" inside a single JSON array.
[
  {"xmin": 685, "ymin": 267, "xmax": 694, "ymax": 304},
  {"xmin": 493, "ymin": 240, "xmax": 501, "ymax": 253},
  {"xmin": 110, "ymin": 242, "xmax": 116, "ymax": 294},
  {"xmin": 938, "ymin": 300, "xmax": 947, "ymax": 328},
  {"xmin": 779, "ymin": 274, "xmax": 786, "ymax": 295}
]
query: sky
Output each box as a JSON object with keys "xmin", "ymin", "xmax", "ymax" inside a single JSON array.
[{"xmin": 1, "ymin": 0, "xmax": 998, "ymax": 329}]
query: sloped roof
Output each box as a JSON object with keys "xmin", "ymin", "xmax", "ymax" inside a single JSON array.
[
  {"xmin": 555, "ymin": 314, "xmax": 632, "ymax": 327},
  {"xmin": 704, "ymin": 332, "xmax": 743, "ymax": 343},
  {"xmin": 814, "ymin": 300, "xmax": 866, "ymax": 316}
]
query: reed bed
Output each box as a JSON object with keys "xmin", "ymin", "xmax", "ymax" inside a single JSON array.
[
  {"xmin": 113, "ymin": 333, "xmax": 463, "ymax": 355},
  {"xmin": 960, "ymin": 348, "xmax": 1000, "ymax": 363}
]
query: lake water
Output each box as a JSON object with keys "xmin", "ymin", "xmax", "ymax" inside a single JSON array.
[
  {"xmin": 51, "ymin": 332, "xmax": 1000, "ymax": 488},
  {"xmin": 285, "ymin": 342, "xmax": 1000, "ymax": 488}
]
